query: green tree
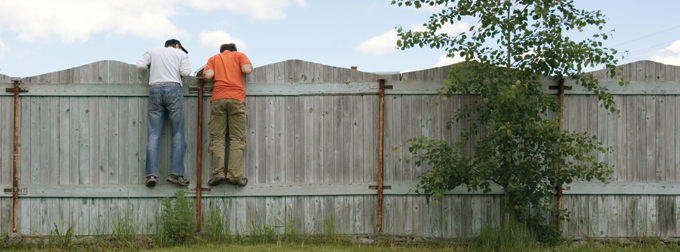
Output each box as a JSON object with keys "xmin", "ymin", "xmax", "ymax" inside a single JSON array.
[{"xmin": 394, "ymin": 0, "xmax": 627, "ymax": 228}]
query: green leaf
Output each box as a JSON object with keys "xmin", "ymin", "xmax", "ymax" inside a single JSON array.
[{"xmin": 395, "ymin": 0, "xmax": 617, "ymax": 221}]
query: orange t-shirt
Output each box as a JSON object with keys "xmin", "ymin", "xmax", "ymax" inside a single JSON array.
[{"xmin": 205, "ymin": 51, "xmax": 251, "ymax": 101}]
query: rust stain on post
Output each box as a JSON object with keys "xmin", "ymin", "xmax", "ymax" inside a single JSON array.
[
  {"xmin": 377, "ymin": 79, "xmax": 392, "ymax": 233},
  {"xmin": 12, "ymin": 80, "xmax": 19, "ymax": 233},
  {"xmin": 196, "ymin": 78, "xmax": 204, "ymax": 232},
  {"xmin": 377, "ymin": 79, "xmax": 385, "ymax": 233}
]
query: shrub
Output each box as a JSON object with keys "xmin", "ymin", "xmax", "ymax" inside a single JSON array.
[{"xmin": 160, "ymin": 190, "xmax": 195, "ymax": 243}]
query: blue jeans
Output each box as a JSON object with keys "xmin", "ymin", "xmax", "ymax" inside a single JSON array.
[{"xmin": 145, "ymin": 85, "xmax": 186, "ymax": 177}]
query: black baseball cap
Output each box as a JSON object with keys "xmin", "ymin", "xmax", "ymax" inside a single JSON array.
[{"xmin": 165, "ymin": 39, "xmax": 188, "ymax": 54}]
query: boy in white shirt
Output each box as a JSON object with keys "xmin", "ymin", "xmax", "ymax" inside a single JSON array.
[{"xmin": 136, "ymin": 39, "xmax": 191, "ymax": 187}]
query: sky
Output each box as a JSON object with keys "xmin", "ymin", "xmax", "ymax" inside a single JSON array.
[{"xmin": 0, "ymin": 0, "xmax": 678, "ymax": 78}]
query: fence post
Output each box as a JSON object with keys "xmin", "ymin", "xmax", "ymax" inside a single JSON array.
[
  {"xmin": 196, "ymin": 78, "xmax": 204, "ymax": 232},
  {"xmin": 550, "ymin": 77, "xmax": 570, "ymax": 232},
  {"xmin": 377, "ymin": 79, "xmax": 392, "ymax": 233},
  {"xmin": 5, "ymin": 79, "xmax": 26, "ymax": 233}
]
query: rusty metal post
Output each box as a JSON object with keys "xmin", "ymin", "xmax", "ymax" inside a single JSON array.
[
  {"xmin": 556, "ymin": 78, "xmax": 565, "ymax": 232},
  {"xmin": 549, "ymin": 78, "xmax": 570, "ymax": 232},
  {"xmin": 377, "ymin": 79, "xmax": 385, "ymax": 233},
  {"xmin": 196, "ymin": 78, "xmax": 204, "ymax": 232},
  {"xmin": 12, "ymin": 80, "xmax": 19, "ymax": 233},
  {"xmin": 376, "ymin": 79, "xmax": 391, "ymax": 232}
]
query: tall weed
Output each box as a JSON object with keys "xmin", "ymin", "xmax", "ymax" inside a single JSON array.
[
  {"xmin": 111, "ymin": 204, "xmax": 139, "ymax": 245},
  {"xmin": 47, "ymin": 223, "xmax": 75, "ymax": 250},
  {"xmin": 323, "ymin": 214, "xmax": 338, "ymax": 243},
  {"xmin": 472, "ymin": 220, "xmax": 536, "ymax": 251},
  {"xmin": 247, "ymin": 219, "xmax": 278, "ymax": 244},
  {"xmin": 283, "ymin": 212, "xmax": 301, "ymax": 242},
  {"xmin": 203, "ymin": 203, "xmax": 230, "ymax": 242},
  {"xmin": 160, "ymin": 190, "xmax": 195, "ymax": 244}
]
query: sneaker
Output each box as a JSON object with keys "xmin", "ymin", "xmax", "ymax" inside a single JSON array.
[
  {"xmin": 145, "ymin": 175, "xmax": 157, "ymax": 187},
  {"xmin": 167, "ymin": 174, "xmax": 190, "ymax": 186},
  {"xmin": 225, "ymin": 177, "xmax": 248, "ymax": 186},
  {"xmin": 208, "ymin": 176, "xmax": 226, "ymax": 186}
]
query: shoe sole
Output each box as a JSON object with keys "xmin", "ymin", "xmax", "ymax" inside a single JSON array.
[
  {"xmin": 226, "ymin": 178, "xmax": 248, "ymax": 186},
  {"xmin": 167, "ymin": 178, "xmax": 189, "ymax": 186},
  {"xmin": 146, "ymin": 180, "xmax": 156, "ymax": 187},
  {"xmin": 208, "ymin": 177, "xmax": 226, "ymax": 186}
]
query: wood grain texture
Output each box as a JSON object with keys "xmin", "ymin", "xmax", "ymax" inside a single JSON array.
[{"xmin": 5, "ymin": 59, "xmax": 680, "ymax": 237}]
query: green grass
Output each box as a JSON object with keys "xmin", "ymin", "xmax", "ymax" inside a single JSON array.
[
  {"xmin": 64, "ymin": 242, "xmax": 678, "ymax": 252},
  {"xmin": 0, "ymin": 235, "xmax": 678, "ymax": 252},
  {"xmin": 4, "ymin": 196, "xmax": 677, "ymax": 252},
  {"xmin": 146, "ymin": 243, "xmax": 454, "ymax": 252}
]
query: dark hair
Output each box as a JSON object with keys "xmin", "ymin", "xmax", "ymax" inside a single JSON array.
[
  {"xmin": 220, "ymin": 43, "xmax": 237, "ymax": 53},
  {"xmin": 165, "ymin": 39, "xmax": 180, "ymax": 48},
  {"xmin": 164, "ymin": 39, "xmax": 188, "ymax": 54}
]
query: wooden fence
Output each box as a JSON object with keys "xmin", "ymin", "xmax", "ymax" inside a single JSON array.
[{"xmin": 0, "ymin": 59, "xmax": 679, "ymax": 238}]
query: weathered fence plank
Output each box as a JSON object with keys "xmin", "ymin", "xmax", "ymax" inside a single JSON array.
[{"xmin": 3, "ymin": 59, "xmax": 680, "ymax": 238}]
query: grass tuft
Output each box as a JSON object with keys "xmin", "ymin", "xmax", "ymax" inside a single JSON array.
[
  {"xmin": 248, "ymin": 219, "xmax": 279, "ymax": 244},
  {"xmin": 203, "ymin": 202, "xmax": 230, "ymax": 242},
  {"xmin": 160, "ymin": 190, "xmax": 196, "ymax": 245},
  {"xmin": 322, "ymin": 214, "xmax": 339, "ymax": 244},
  {"xmin": 47, "ymin": 223, "xmax": 75, "ymax": 250},
  {"xmin": 111, "ymin": 204, "xmax": 139, "ymax": 246}
]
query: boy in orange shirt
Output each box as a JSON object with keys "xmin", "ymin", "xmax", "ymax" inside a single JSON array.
[{"xmin": 203, "ymin": 43, "xmax": 252, "ymax": 186}]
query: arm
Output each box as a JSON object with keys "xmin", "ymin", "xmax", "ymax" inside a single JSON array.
[
  {"xmin": 203, "ymin": 57, "xmax": 215, "ymax": 79},
  {"xmin": 204, "ymin": 69, "xmax": 215, "ymax": 79},
  {"xmin": 241, "ymin": 64, "xmax": 253, "ymax": 74},
  {"xmin": 179, "ymin": 54, "xmax": 192, "ymax": 77},
  {"xmin": 136, "ymin": 52, "xmax": 151, "ymax": 70}
]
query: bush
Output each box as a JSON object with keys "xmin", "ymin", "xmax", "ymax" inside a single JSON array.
[{"xmin": 160, "ymin": 190, "xmax": 195, "ymax": 244}]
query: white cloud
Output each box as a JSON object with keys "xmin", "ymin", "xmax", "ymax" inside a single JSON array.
[
  {"xmin": 356, "ymin": 22, "xmax": 470, "ymax": 56},
  {"xmin": 199, "ymin": 30, "xmax": 247, "ymax": 51},
  {"xmin": 434, "ymin": 53, "xmax": 465, "ymax": 67},
  {"xmin": 355, "ymin": 30, "xmax": 399, "ymax": 56},
  {"xmin": 0, "ymin": 0, "xmax": 190, "ymax": 44},
  {"xmin": 651, "ymin": 40, "xmax": 680, "ymax": 66},
  {"xmin": 189, "ymin": 0, "xmax": 306, "ymax": 20},
  {"xmin": 0, "ymin": 38, "xmax": 9, "ymax": 59},
  {"xmin": 413, "ymin": 2, "xmax": 446, "ymax": 12},
  {"xmin": 409, "ymin": 22, "xmax": 470, "ymax": 36},
  {"xmin": 293, "ymin": 0, "xmax": 307, "ymax": 8}
]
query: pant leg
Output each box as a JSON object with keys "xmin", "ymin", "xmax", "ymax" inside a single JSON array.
[
  {"xmin": 226, "ymin": 99, "xmax": 247, "ymax": 180},
  {"xmin": 145, "ymin": 87, "xmax": 166, "ymax": 177},
  {"xmin": 165, "ymin": 85, "xmax": 187, "ymax": 176},
  {"xmin": 208, "ymin": 99, "xmax": 229, "ymax": 177}
]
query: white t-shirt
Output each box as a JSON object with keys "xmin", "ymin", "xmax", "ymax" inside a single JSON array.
[{"xmin": 136, "ymin": 47, "xmax": 192, "ymax": 86}]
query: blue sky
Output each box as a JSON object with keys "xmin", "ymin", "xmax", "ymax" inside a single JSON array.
[{"xmin": 0, "ymin": 0, "xmax": 678, "ymax": 78}]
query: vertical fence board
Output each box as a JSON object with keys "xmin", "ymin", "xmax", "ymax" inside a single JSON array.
[
  {"xmin": 98, "ymin": 98, "xmax": 110, "ymax": 185},
  {"xmin": 245, "ymin": 96, "xmax": 257, "ymax": 182},
  {"xmin": 108, "ymin": 99, "xmax": 120, "ymax": 184},
  {"xmin": 285, "ymin": 97, "xmax": 296, "ymax": 184},
  {"xmin": 391, "ymin": 95, "xmax": 403, "ymax": 182},
  {"xmin": 5, "ymin": 59, "xmax": 680, "ymax": 238},
  {"xmin": 323, "ymin": 96, "xmax": 335, "ymax": 183},
  {"xmin": 89, "ymin": 98, "xmax": 100, "ymax": 185},
  {"xmin": 665, "ymin": 97, "xmax": 676, "ymax": 182},
  {"xmin": 335, "ymin": 96, "xmax": 347, "ymax": 183},
  {"xmin": 351, "ymin": 96, "xmax": 364, "ymax": 183},
  {"xmin": 255, "ymin": 97, "xmax": 267, "ymax": 184},
  {"xmin": 302, "ymin": 96, "xmax": 314, "ymax": 183}
]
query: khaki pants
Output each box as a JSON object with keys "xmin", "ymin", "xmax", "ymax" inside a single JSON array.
[{"xmin": 208, "ymin": 98, "xmax": 247, "ymax": 180}]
